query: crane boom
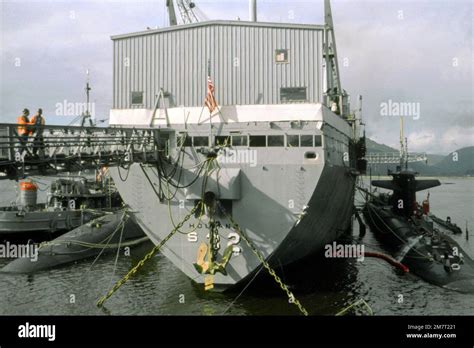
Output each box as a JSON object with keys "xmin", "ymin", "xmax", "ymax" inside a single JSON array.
[
  {"xmin": 166, "ymin": 0, "xmax": 178, "ymax": 26},
  {"xmin": 178, "ymin": 0, "xmax": 199, "ymax": 24},
  {"xmin": 166, "ymin": 0, "xmax": 200, "ymax": 26}
]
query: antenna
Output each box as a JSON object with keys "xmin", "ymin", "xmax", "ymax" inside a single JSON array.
[
  {"xmin": 405, "ymin": 137, "xmax": 409, "ymax": 170},
  {"xmin": 81, "ymin": 69, "xmax": 93, "ymax": 127},
  {"xmin": 399, "ymin": 116, "xmax": 404, "ymax": 169},
  {"xmin": 85, "ymin": 69, "xmax": 91, "ymax": 116}
]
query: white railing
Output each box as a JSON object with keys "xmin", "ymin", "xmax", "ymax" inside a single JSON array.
[{"xmin": 366, "ymin": 152, "xmax": 427, "ymax": 164}]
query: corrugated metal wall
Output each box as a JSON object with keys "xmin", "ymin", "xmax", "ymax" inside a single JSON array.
[{"xmin": 112, "ymin": 22, "xmax": 324, "ymax": 109}]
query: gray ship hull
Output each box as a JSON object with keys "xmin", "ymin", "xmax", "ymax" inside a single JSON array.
[
  {"xmin": 110, "ymin": 155, "xmax": 355, "ymax": 290},
  {"xmin": 271, "ymin": 164, "xmax": 355, "ymax": 268},
  {"xmin": 109, "ymin": 103, "xmax": 359, "ymax": 290}
]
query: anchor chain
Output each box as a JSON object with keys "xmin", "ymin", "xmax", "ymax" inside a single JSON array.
[
  {"xmin": 209, "ymin": 218, "xmax": 220, "ymax": 262},
  {"xmin": 193, "ymin": 199, "xmax": 233, "ymax": 278},
  {"xmin": 96, "ymin": 204, "xmax": 199, "ymax": 308},
  {"xmin": 217, "ymin": 201, "xmax": 309, "ymax": 316}
]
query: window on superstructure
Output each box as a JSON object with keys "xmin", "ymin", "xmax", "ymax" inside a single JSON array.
[
  {"xmin": 267, "ymin": 135, "xmax": 284, "ymax": 147},
  {"xmin": 159, "ymin": 134, "xmax": 171, "ymax": 156},
  {"xmin": 287, "ymin": 135, "xmax": 299, "ymax": 147},
  {"xmin": 232, "ymin": 135, "xmax": 248, "ymax": 147},
  {"xmin": 131, "ymin": 91, "xmax": 144, "ymax": 105},
  {"xmin": 177, "ymin": 134, "xmax": 192, "ymax": 147},
  {"xmin": 215, "ymin": 136, "xmax": 231, "ymax": 146},
  {"xmin": 300, "ymin": 135, "xmax": 313, "ymax": 147},
  {"xmin": 275, "ymin": 49, "xmax": 289, "ymax": 63},
  {"xmin": 314, "ymin": 135, "xmax": 322, "ymax": 147},
  {"xmin": 193, "ymin": 136, "xmax": 209, "ymax": 147},
  {"xmin": 280, "ymin": 87, "xmax": 307, "ymax": 103},
  {"xmin": 249, "ymin": 136, "xmax": 266, "ymax": 147}
]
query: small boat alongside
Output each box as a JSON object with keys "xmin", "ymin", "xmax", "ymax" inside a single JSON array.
[
  {"xmin": 0, "ymin": 176, "xmax": 123, "ymax": 240},
  {"xmin": 429, "ymin": 214, "xmax": 463, "ymax": 235}
]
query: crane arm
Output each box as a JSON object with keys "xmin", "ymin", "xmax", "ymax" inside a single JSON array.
[
  {"xmin": 166, "ymin": 0, "xmax": 200, "ymax": 26},
  {"xmin": 166, "ymin": 0, "xmax": 178, "ymax": 26}
]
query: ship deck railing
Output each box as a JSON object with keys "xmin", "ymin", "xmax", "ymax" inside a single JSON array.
[{"xmin": 0, "ymin": 123, "xmax": 168, "ymax": 179}]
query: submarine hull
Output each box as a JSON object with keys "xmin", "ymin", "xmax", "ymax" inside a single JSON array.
[
  {"xmin": 1, "ymin": 211, "xmax": 147, "ymax": 274},
  {"xmin": 363, "ymin": 202, "xmax": 474, "ymax": 293}
]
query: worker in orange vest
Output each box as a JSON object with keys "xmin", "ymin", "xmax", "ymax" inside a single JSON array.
[
  {"xmin": 30, "ymin": 108, "xmax": 46, "ymax": 156},
  {"xmin": 16, "ymin": 108, "xmax": 30, "ymax": 154}
]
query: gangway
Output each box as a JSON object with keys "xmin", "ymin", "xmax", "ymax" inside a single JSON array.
[{"xmin": 0, "ymin": 123, "xmax": 170, "ymax": 180}]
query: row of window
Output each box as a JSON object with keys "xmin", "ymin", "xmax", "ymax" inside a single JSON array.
[
  {"xmin": 130, "ymin": 50, "xmax": 301, "ymax": 105},
  {"xmin": 178, "ymin": 134, "xmax": 322, "ymax": 148},
  {"xmin": 130, "ymin": 87, "xmax": 308, "ymax": 105}
]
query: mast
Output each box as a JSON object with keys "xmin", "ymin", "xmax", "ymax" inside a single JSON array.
[
  {"xmin": 207, "ymin": 59, "xmax": 213, "ymax": 146},
  {"xmin": 81, "ymin": 69, "xmax": 93, "ymax": 127},
  {"xmin": 405, "ymin": 137, "xmax": 409, "ymax": 170},
  {"xmin": 249, "ymin": 0, "xmax": 257, "ymax": 22},
  {"xmin": 85, "ymin": 69, "xmax": 91, "ymax": 116},
  {"xmin": 399, "ymin": 116, "xmax": 405, "ymax": 169}
]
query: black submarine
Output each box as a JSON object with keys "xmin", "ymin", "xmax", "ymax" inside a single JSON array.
[{"xmin": 362, "ymin": 167, "xmax": 474, "ymax": 293}]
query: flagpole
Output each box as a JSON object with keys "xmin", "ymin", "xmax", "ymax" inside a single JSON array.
[{"xmin": 208, "ymin": 59, "xmax": 213, "ymax": 147}]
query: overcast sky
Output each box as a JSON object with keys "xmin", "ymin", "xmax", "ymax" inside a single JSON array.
[{"xmin": 0, "ymin": 0, "xmax": 472, "ymax": 154}]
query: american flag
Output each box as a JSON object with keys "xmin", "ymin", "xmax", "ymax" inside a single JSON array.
[{"xmin": 204, "ymin": 76, "xmax": 218, "ymax": 113}]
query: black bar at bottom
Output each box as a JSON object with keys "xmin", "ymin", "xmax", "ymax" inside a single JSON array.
[{"xmin": 0, "ymin": 316, "xmax": 473, "ymax": 346}]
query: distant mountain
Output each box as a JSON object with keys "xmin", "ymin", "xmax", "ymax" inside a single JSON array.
[
  {"xmin": 430, "ymin": 147, "xmax": 474, "ymax": 176},
  {"xmin": 365, "ymin": 138, "xmax": 398, "ymax": 153},
  {"xmin": 365, "ymin": 139, "xmax": 473, "ymax": 177},
  {"xmin": 425, "ymin": 154, "xmax": 445, "ymax": 166}
]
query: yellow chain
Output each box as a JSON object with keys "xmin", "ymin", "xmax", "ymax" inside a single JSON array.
[
  {"xmin": 223, "ymin": 209, "xmax": 309, "ymax": 316},
  {"xmin": 96, "ymin": 204, "xmax": 199, "ymax": 308}
]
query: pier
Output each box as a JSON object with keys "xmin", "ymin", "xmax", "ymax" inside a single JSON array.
[{"xmin": 0, "ymin": 123, "xmax": 163, "ymax": 180}]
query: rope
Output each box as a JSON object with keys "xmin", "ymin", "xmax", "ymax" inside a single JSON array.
[
  {"xmin": 221, "ymin": 262, "xmax": 264, "ymax": 315},
  {"xmin": 336, "ymin": 299, "xmax": 373, "ymax": 316},
  {"xmin": 40, "ymin": 236, "xmax": 148, "ymax": 254},
  {"xmin": 217, "ymin": 200, "xmax": 309, "ymax": 316},
  {"xmin": 108, "ymin": 215, "xmax": 125, "ymax": 290},
  {"xmin": 166, "ymin": 186, "xmax": 205, "ymax": 235},
  {"xmin": 85, "ymin": 215, "xmax": 127, "ymax": 273},
  {"xmin": 117, "ymin": 158, "xmax": 131, "ymax": 182},
  {"xmin": 38, "ymin": 210, "xmax": 129, "ymax": 254},
  {"xmin": 96, "ymin": 204, "xmax": 199, "ymax": 308}
]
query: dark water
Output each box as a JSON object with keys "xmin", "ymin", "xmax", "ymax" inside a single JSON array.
[{"xmin": 0, "ymin": 176, "xmax": 473, "ymax": 315}]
